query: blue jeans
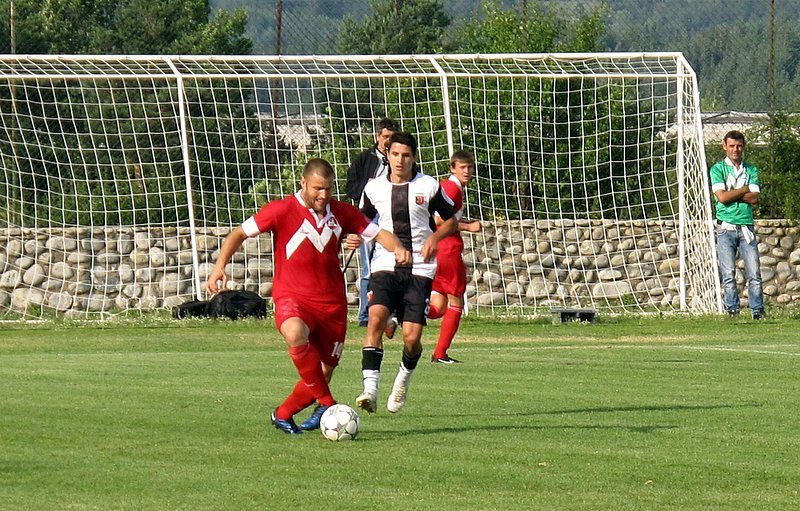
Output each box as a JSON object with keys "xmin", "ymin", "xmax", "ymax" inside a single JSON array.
[
  {"xmin": 716, "ymin": 225, "xmax": 763, "ymax": 313},
  {"xmin": 358, "ymin": 240, "xmax": 374, "ymax": 324}
]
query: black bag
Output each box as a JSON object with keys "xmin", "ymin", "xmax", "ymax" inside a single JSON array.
[
  {"xmin": 172, "ymin": 290, "xmax": 267, "ymax": 320},
  {"xmin": 172, "ymin": 299, "xmax": 211, "ymax": 319},
  {"xmin": 207, "ymin": 290, "xmax": 268, "ymax": 320}
]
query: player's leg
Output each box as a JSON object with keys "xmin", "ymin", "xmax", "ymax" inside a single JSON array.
[
  {"xmin": 357, "ymin": 303, "xmax": 389, "ymax": 413},
  {"xmin": 432, "ymin": 293, "xmax": 464, "ymax": 363},
  {"xmin": 430, "ymin": 256, "xmax": 467, "ymax": 362},
  {"xmin": 357, "ymin": 271, "xmax": 400, "ymax": 413},
  {"xmin": 716, "ymin": 227, "xmax": 740, "ymax": 315},
  {"xmin": 739, "ymin": 229, "xmax": 764, "ymax": 318},
  {"xmin": 280, "ymin": 317, "xmax": 336, "ymax": 406},
  {"xmin": 298, "ymin": 363, "xmax": 337, "ymax": 431},
  {"xmin": 428, "ymin": 290, "xmax": 447, "ymax": 319},
  {"xmin": 270, "ymin": 297, "xmax": 333, "ymax": 433},
  {"xmin": 299, "ymin": 303, "xmax": 347, "ymax": 430},
  {"xmin": 387, "ymin": 274, "xmax": 430, "ymax": 413},
  {"xmin": 357, "ymin": 240, "xmax": 373, "ymax": 326}
]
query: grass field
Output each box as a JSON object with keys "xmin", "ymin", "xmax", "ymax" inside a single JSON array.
[{"xmin": 2, "ymin": 314, "xmax": 800, "ymax": 510}]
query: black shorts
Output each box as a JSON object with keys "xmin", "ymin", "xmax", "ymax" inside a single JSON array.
[{"xmin": 368, "ymin": 269, "xmax": 432, "ymax": 325}]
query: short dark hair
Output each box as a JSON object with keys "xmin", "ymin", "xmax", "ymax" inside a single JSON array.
[
  {"xmin": 386, "ymin": 131, "xmax": 417, "ymax": 155},
  {"xmin": 723, "ymin": 130, "xmax": 746, "ymax": 144},
  {"xmin": 450, "ymin": 149, "xmax": 474, "ymax": 168},
  {"xmin": 377, "ymin": 117, "xmax": 400, "ymax": 133},
  {"xmin": 303, "ymin": 158, "xmax": 334, "ymax": 179}
]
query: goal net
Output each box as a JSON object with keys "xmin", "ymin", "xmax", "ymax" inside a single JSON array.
[{"xmin": 0, "ymin": 53, "xmax": 717, "ymax": 320}]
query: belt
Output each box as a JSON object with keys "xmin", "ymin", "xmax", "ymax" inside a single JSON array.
[{"xmin": 716, "ymin": 220, "xmax": 752, "ymax": 228}]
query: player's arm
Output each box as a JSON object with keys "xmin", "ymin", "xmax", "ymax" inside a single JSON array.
[
  {"xmin": 713, "ymin": 186, "xmax": 750, "ymax": 205},
  {"xmin": 373, "ymin": 228, "xmax": 412, "ymax": 266},
  {"xmin": 422, "ymin": 187, "xmax": 458, "ymax": 262},
  {"xmin": 207, "ymin": 226, "xmax": 248, "ymax": 294},
  {"xmin": 421, "ymin": 217, "xmax": 457, "ymax": 262},
  {"xmin": 459, "ymin": 219, "xmax": 482, "ymax": 233},
  {"xmin": 742, "ymin": 191, "xmax": 760, "ymax": 205},
  {"xmin": 434, "ymin": 212, "xmax": 481, "ymax": 233}
]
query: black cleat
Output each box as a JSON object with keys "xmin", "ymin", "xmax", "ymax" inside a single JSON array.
[{"xmin": 431, "ymin": 355, "xmax": 462, "ymax": 364}]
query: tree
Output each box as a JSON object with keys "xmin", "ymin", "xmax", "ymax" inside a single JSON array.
[
  {"xmin": 0, "ymin": 0, "xmax": 251, "ymax": 54},
  {"xmin": 745, "ymin": 113, "xmax": 800, "ymax": 221},
  {"xmin": 447, "ymin": 0, "xmax": 606, "ymax": 53},
  {"xmin": 337, "ymin": 0, "xmax": 450, "ymax": 54},
  {"xmin": 0, "ymin": 1, "xmax": 255, "ymax": 226}
]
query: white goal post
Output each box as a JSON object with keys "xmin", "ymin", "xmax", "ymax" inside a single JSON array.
[{"xmin": 0, "ymin": 53, "xmax": 718, "ymax": 320}]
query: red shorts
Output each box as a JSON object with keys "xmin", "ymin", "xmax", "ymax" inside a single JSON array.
[
  {"xmin": 273, "ymin": 296, "xmax": 348, "ymax": 367},
  {"xmin": 432, "ymin": 251, "xmax": 467, "ymax": 297}
]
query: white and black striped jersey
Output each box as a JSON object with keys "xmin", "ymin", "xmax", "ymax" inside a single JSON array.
[{"xmin": 362, "ymin": 169, "xmax": 455, "ymax": 279}]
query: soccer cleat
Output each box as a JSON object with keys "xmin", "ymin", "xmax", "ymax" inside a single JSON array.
[
  {"xmin": 431, "ymin": 355, "xmax": 462, "ymax": 364},
  {"xmin": 271, "ymin": 410, "xmax": 302, "ymax": 435},
  {"xmin": 386, "ymin": 379, "xmax": 408, "ymax": 413},
  {"xmin": 298, "ymin": 404, "xmax": 329, "ymax": 431},
  {"xmin": 356, "ymin": 390, "xmax": 378, "ymax": 414},
  {"xmin": 384, "ymin": 317, "xmax": 398, "ymax": 339}
]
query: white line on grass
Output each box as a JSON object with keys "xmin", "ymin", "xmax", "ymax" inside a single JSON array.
[{"xmin": 470, "ymin": 343, "xmax": 800, "ymax": 357}]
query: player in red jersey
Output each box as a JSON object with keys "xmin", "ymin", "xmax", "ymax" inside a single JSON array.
[
  {"xmin": 207, "ymin": 158, "xmax": 410, "ymax": 435},
  {"xmin": 428, "ymin": 150, "xmax": 481, "ymax": 363}
]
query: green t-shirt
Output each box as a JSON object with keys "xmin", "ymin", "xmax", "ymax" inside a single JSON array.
[{"xmin": 709, "ymin": 159, "xmax": 761, "ymax": 225}]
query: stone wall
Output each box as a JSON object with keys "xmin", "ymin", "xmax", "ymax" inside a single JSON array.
[{"xmin": 1, "ymin": 220, "xmax": 798, "ymax": 318}]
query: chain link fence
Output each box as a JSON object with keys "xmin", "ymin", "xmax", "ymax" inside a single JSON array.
[{"xmin": 257, "ymin": 0, "xmax": 799, "ymax": 113}]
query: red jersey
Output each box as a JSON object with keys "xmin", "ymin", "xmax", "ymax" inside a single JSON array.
[
  {"xmin": 241, "ymin": 193, "xmax": 377, "ymax": 303},
  {"xmin": 437, "ymin": 175, "xmax": 465, "ymax": 256}
]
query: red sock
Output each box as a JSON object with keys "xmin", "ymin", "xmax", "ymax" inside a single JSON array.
[
  {"xmin": 288, "ymin": 343, "xmax": 335, "ymax": 407},
  {"xmin": 433, "ymin": 305, "xmax": 463, "ymax": 359},
  {"xmin": 428, "ymin": 303, "xmax": 444, "ymax": 320},
  {"xmin": 276, "ymin": 380, "xmax": 317, "ymax": 420}
]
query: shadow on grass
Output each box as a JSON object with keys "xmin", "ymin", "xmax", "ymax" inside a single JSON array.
[{"xmin": 358, "ymin": 402, "xmax": 763, "ymax": 438}]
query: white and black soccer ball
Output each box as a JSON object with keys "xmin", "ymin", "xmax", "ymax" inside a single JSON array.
[{"xmin": 320, "ymin": 404, "xmax": 360, "ymax": 441}]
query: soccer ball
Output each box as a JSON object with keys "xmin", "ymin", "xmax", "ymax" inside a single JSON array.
[{"xmin": 320, "ymin": 404, "xmax": 360, "ymax": 441}]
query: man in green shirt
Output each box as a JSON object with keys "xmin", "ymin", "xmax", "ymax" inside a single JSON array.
[{"xmin": 709, "ymin": 130, "xmax": 764, "ymax": 319}]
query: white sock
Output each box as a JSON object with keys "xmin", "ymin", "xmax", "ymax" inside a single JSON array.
[
  {"xmin": 394, "ymin": 364, "xmax": 413, "ymax": 388},
  {"xmin": 362, "ymin": 369, "xmax": 380, "ymax": 395}
]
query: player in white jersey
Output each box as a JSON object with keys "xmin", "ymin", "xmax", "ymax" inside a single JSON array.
[{"xmin": 354, "ymin": 131, "xmax": 458, "ymax": 414}]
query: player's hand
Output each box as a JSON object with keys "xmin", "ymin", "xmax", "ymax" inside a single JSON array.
[
  {"xmin": 206, "ymin": 268, "xmax": 227, "ymax": 295},
  {"xmin": 394, "ymin": 247, "xmax": 412, "ymax": 266},
  {"xmin": 462, "ymin": 219, "xmax": 482, "ymax": 233},
  {"xmin": 345, "ymin": 233, "xmax": 363, "ymax": 250},
  {"xmin": 421, "ymin": 237, "xmax": 439, "ymax": 263}
]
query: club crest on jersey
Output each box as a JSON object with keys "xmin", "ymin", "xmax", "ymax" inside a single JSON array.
[{"xmin": 415, "ymin": 194, "xmax": 425, "ymax": 205}]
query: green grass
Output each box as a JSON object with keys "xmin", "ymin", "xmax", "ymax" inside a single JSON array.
[{"xmin": 2, "ymin": 315, "xmax": 800, "ymax": 510}]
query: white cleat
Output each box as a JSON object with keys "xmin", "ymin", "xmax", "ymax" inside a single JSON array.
[
  {"xmin": 386, "ymin": 380, "xmax": 408, "ymax": 413},
  {"xmin": 356, "ymin": 390, "xmax": 378, "ymax": 413}
]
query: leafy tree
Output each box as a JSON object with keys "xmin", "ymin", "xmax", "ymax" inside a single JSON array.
[
  {"xmin": 0, "ymin": 1, "xmax": 255, "ymax": 226},
  {"xmin": 441, "ymin": 1, "xmax": 619, "ymax": 219},
  {"xmin": 337, "ymin": 0, "xmax": 450, "ymax": 54},
  {"xmin": 744, "ymin": 113, "xmax": 800, "ymax": 221},
  {"xmin": 447, "ymin": 0, "xmax": 605, "ymax": 53},
  {"xmin": 1, "ymin": 0, "xmax": 251, "ymax": 54}
]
